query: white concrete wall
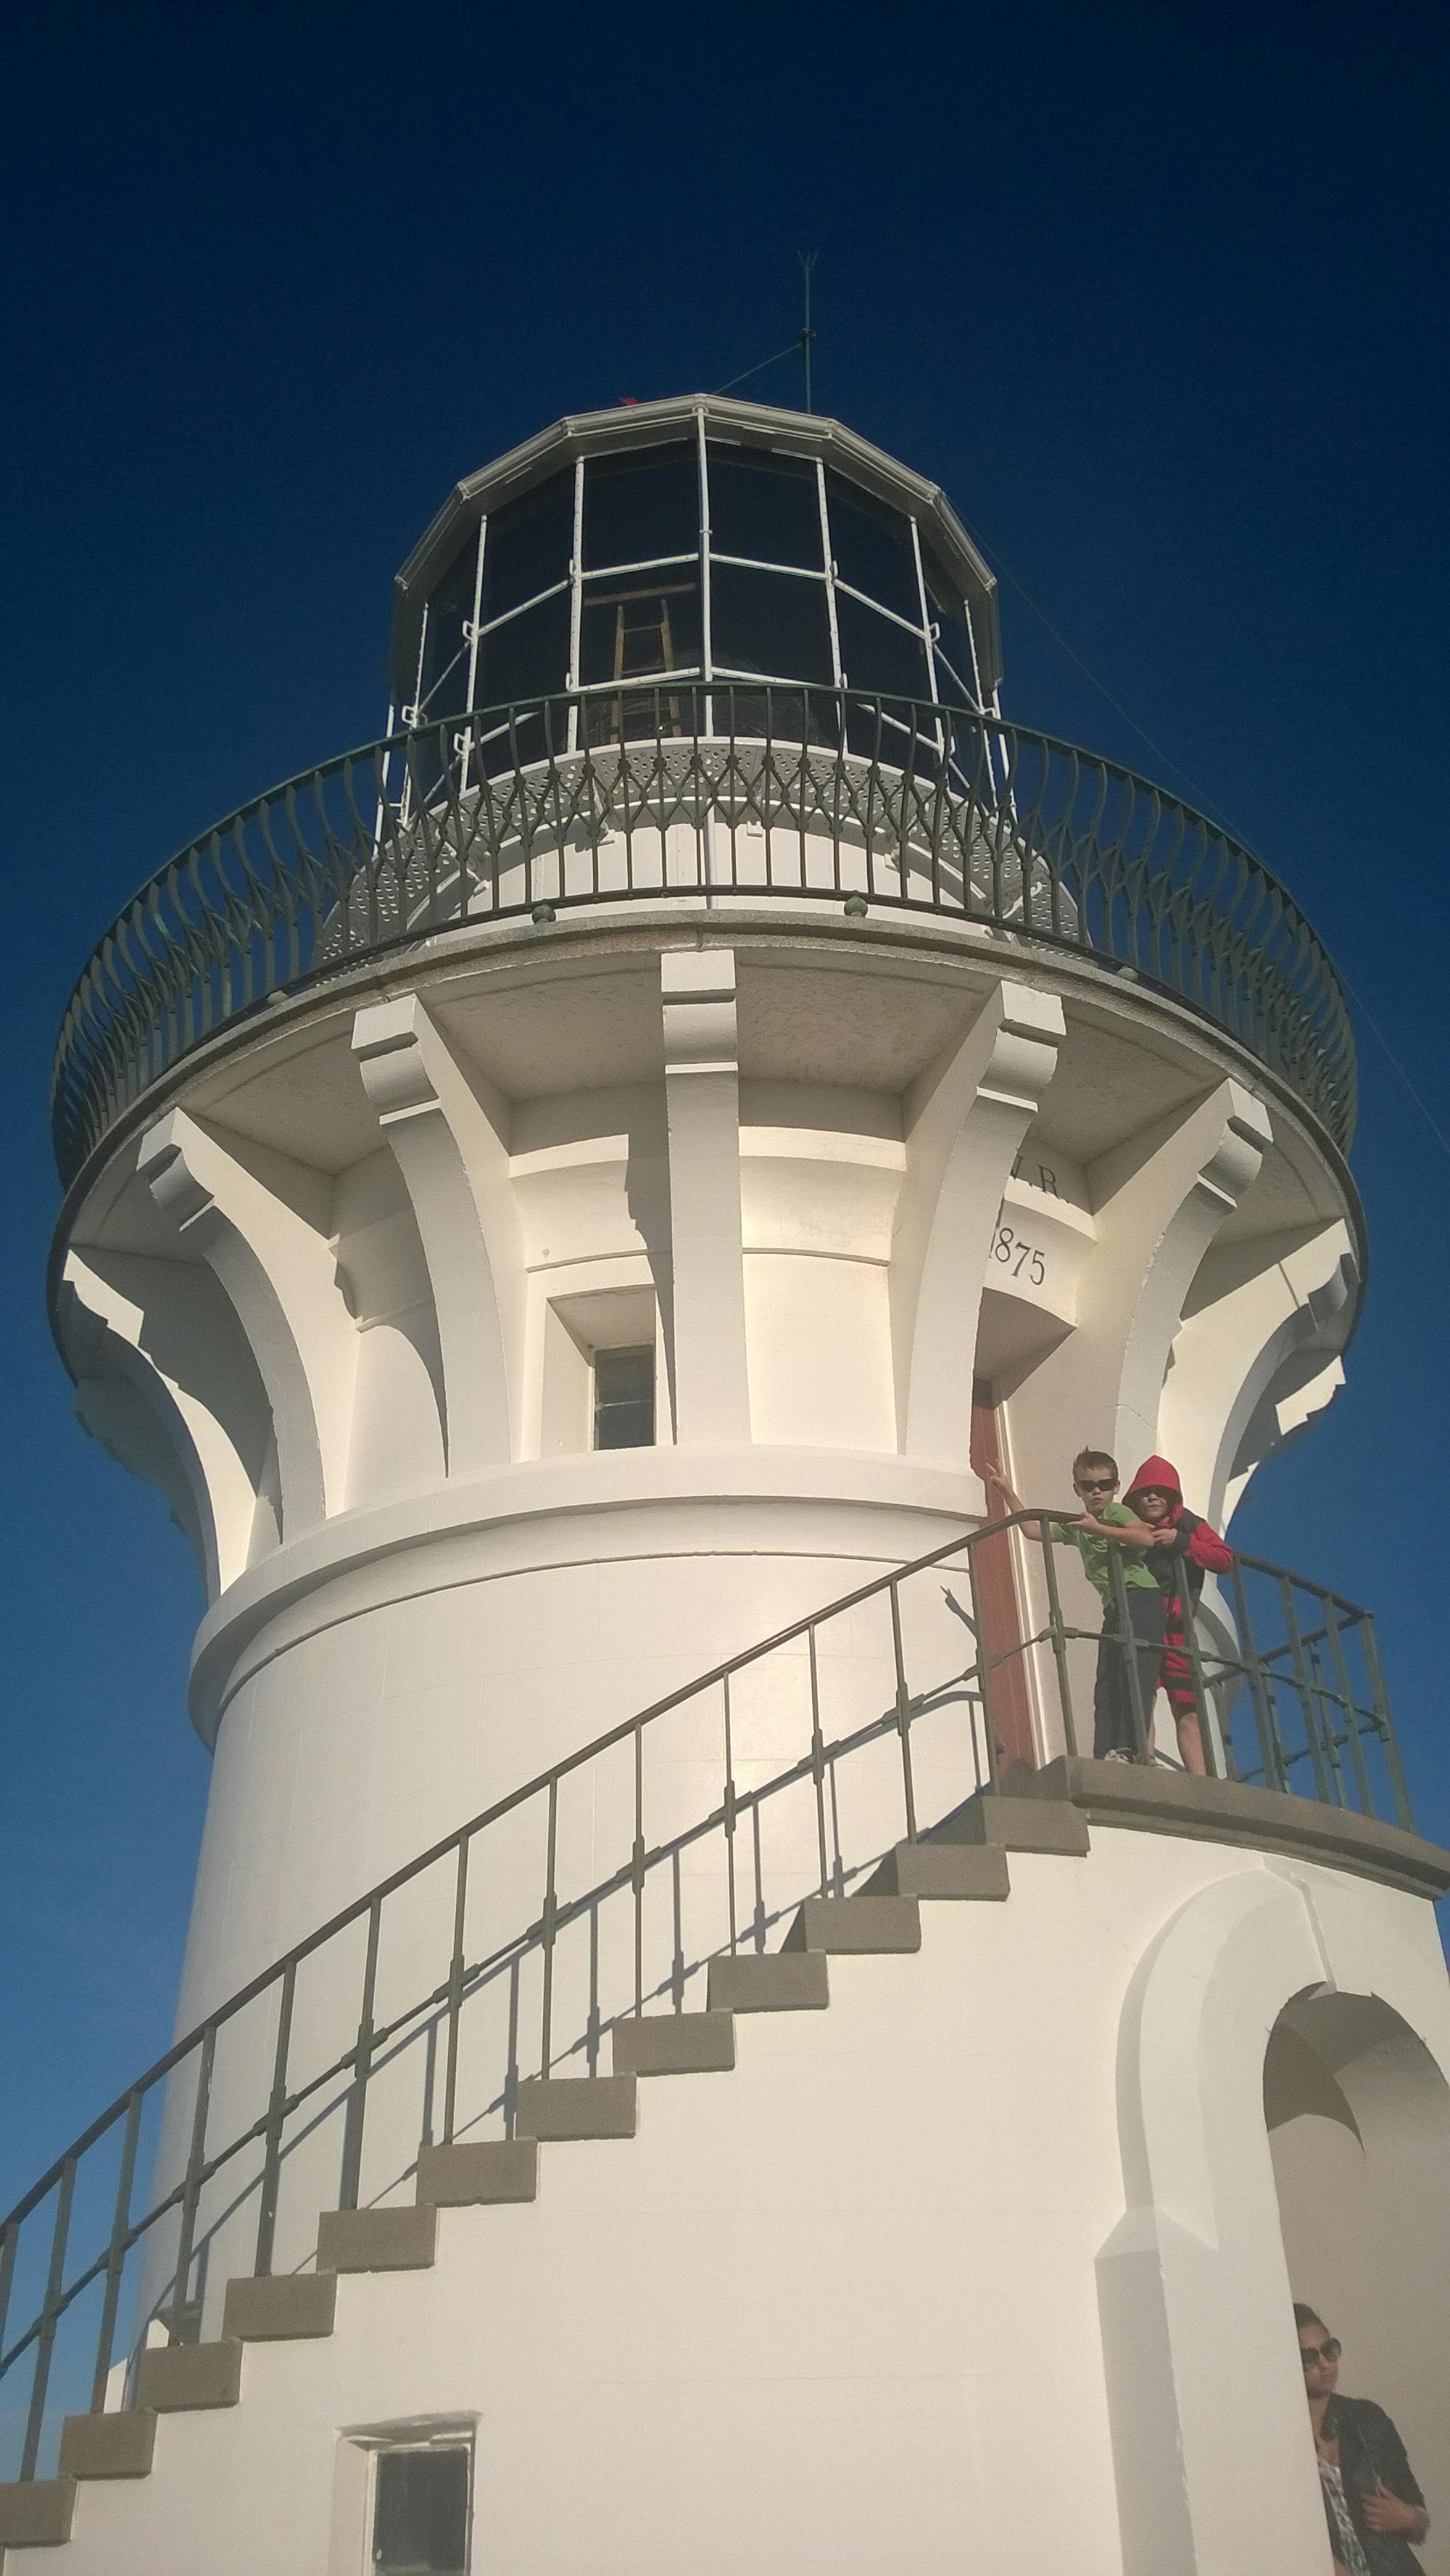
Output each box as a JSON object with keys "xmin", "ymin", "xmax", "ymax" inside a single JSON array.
[
  {"xmin": 52, "ymin": 921, "xmax": 1362, "ymax": 2090},
  {"xmin": 46, "ymin": 1830, "xmax": 1450, "ymax": 2576}
]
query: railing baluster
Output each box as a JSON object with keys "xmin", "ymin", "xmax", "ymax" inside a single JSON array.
[
  {"xmin": 1227, "ymin": 1559, "xmax": 1285, "ymax": 1791},
  {"xmin": 1034, "ymin": 1517, "xmax": 1080, "ymax": 1762},
  {"xmin": 887, "ymin": 1577, "xmax": 919, "ymax": 1843},
  {"xmin": 1280, "ymin": 1575, "xmax": 1333, "ymax": 1804},
  {"xmin": 807, "ymin": 1625, "xmax": 829, "ymax": 1899},
  {"xmin": 1320, "ymin": 1594, "xmax": 1377, "ymax": 1817},
  {"xmin": 1106, "ymin": 1546, "xmax": 1154, "ymax": 1767},
  {"xmin": 1359, "ymin": 1612, "xmax": 1413, "ymax": 1830},
  {"xmin": 964, "ymin": 1530, "xmax": 1002, "ymax": 1788},
  {"xmin": 338, "ymin": 1901, "xmax": 382, "ymax": 2213},
  {"xmin": 721, "ymin": 1675, "xmax": 739, "ymax": 1954},
  {"xmin": 21, "ymin": 2159, "xmax": 77, "ymax": 2479},
  {"xmin": 0, "ymin": 2216, "xmax": 18, "ymax": 2371},
  {"xmin": 91, "ymin": 2089, "xmax": 144, "ymax": 2409},
  {"xmin": 252, "ymin": 1963, "xmax": 296, "ymax": 2279},
  {"xmin": 540, "ymin": 1780, "xmax": 560, "ymax": 2076},
  {"xmin": 631, "ymin": 1722, "xmax": 645, "ymax": 2022},
  {"xmin": 1177, "ymin": 1557, "xmax": 1219, "ymax": 1778},
  {"xmin": 170, "ymin": 2027, "xmax": 216, "ymax": 2342},
  {"xmin": 442, "ymin": 1839, "xmax": 470, "ymax": 2147}
]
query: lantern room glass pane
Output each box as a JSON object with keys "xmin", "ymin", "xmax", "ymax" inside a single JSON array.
[
  {"xmin": 418, "ymin": 546, "xmax": 475, "ymax": 721},
  {"xmin": 710, "ymin": 564, "xmax": 834, "ymax": 685},
  {"xmin": 480, "ymin": 471, "xmax": 573, "ymax": 622},
  {"xmin": 922, "ymin": 548, "xmax": 978, "ymax": 707},
  {"xmin": 581, "ymin": 442, "xmax": 699, "ymax": 570},
  {"xmin": 472, "ymin": 587, "xmax": 570, "ymax": 710},
  {"xmin": 579, "ymin": 569, "xmax": 703, "ymax": 686},
  {"xmin": 824, "ymin": 470, "xmax": 921, "ymax": 622},
  {"xmin": 706, "ymin": 445, "xmax": 823, "ymax": 570},
  {"xmin": 833, "ymin": 590, "xmax": 931, "ymax": 701}
]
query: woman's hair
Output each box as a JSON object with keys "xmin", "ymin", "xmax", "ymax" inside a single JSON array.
[
  {"xmin": 1293, "ymin": 2303, "xmax": 1327, "ymax": 2333},
  {"xmin": 1072, "ymin": 1448, "xmax": 1118, "ymax": 1483}
]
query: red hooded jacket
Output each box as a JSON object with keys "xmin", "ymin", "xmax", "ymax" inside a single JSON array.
[{"xmin": 1123, "ymin": 1456, "xmax": 1232, "ymax": 1594}]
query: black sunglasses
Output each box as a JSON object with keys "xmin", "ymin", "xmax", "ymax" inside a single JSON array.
[
  {"xmin": 1301, "ymin": 2338, "xmax": 1341, "ymax": 2367},
  {"xmin": 1076, "ymin": 1477, "xmax": 1117, "ymax": 1493}
]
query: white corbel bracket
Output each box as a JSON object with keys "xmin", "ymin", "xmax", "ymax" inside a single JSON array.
[
  {"xmin": 352, "ymin": 993, "xmax": 522, "ymax": 1471},
  {"xmin": 892, "ymin": 979, "xmax": 1066, "ymax": 1464},
  {"xmin": 138, "ymin": 1110, "xmax": 354, "ymax": 1535}
]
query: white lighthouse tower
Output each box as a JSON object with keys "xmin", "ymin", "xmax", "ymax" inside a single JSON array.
[{"xmin": 4, "ymin": 396, "xmax": 1449, "ymax": 2575}]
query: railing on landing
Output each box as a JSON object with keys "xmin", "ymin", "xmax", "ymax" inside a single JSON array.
[
  {"xmin": 0, "ymin": 1515, "xmax": 1408, "ymax": 2486},
  {"xmin": 51, "ymin": 686, "xmax": 1356, "ymax": 1187}
]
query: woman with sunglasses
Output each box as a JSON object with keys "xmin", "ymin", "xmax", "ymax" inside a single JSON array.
[{"xmin": 1297, "ymin": 2304, "xmax": 1429, "ymax": 2573}]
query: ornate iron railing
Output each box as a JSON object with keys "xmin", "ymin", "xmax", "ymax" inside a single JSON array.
[
  {"xmin": 0, "ymin": 1516, "xmax": 1408, "ymax": 2491},
  {"xmin": 51, "ymin": 688, "xmax": 1356, "ymax": 1186}
]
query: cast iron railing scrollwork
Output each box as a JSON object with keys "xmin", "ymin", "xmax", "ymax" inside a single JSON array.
[{"xmin": 51, "ymin": 688, "xmax": 1356, "ymax": 1186}]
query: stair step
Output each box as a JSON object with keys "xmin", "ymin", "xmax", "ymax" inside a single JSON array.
[
  {"xmin": 862, "ymin": 1841, "xmax": 1011, "ymax": 1902},
  {"xmin": 0, "ymin": 2478, "xmax": 75, "ymax": 2548},
  {"xmin": 612, "ymin": 2013, "xmax": 736, "ymax": 2077},
  {"xmin": 706, "ymin": 1951, "xmax": 830, "ymax": 2012},
  {"xmin": 57, "ymin": 2409, "xmax": 157, "ymax": 2480},
  {"xmin": 417, "ymin": 2138, "xmax": 539, "ymax": 2207},
  {"xmin": 932, "ymin": 1790, "xmax": 1090, "ymax": 1857},
  {"xmin": 136, "ymin": 2339, "xmax": 242, "ymax": 2414},
  {"xmin": 0, "ymin": 2472, "xmax": 76, "ymax": 2555},
  {"xmin": 783, "ymin": 1894, "xmax": 921, "ymax": 1954},
  {"xmin": 223, "ymin": 2270, "xmax": 337, "ymax": 2340},
  {"xmin": 317, "ymin": 2204, "xmax": 437, "ymax": 2274},
  {"xmin": 515, "ymin": 2076, "xmax": 638, "ymax": 2141}
]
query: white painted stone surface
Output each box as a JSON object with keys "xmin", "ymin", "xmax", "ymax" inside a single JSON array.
[{"xmin": 41, "ymin": 1830, "xmax": 1450, "ymax": 2576}]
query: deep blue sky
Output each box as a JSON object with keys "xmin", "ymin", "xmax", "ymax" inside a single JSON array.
[{"xmin": 3, "ymin": 0, "xmax": 1448, "ymax": 2204}]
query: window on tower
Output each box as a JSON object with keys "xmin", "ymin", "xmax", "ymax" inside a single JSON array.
[
  {"xmin": 592, "ymin": 1345, "xmax": 656, "ymax": 1451},
  {"xmin": 370, "ymin": 2440, "xmax": 472, "ymax": 2575}
]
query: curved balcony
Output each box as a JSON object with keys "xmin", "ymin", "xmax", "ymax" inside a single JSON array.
[{"xmin": 51, "ymin": 685, "xmax": 1356, "ymax": 1188}]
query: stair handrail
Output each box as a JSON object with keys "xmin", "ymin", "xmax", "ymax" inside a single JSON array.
[{"xmin": 0, "ymin": 1514, "xmax": 1407, "ymax": 2485}]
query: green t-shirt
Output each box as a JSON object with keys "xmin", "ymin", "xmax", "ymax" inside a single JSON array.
[{"xmin": 1051, "ymin": 1499, "xmax": 1159, "ymax": 1601}]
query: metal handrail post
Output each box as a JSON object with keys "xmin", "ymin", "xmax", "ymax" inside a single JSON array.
[
  {"xmin": 1035, "ymin": 1518, "xmax": 1082, "ymax": 1762},
  {"xmin": 1359, "ymin": 1614, "xmax": 1414, "ymax": 1830},
  {"xmin": 1320, "ymin": 1595, "xmax": 1379, "ymax": 1819},
  {"xmin": 1107, "ymin": 1544, "xmax": 1155, "ymax": 1765},
  {"xmin": 1279, "ymin": 1574, "xmax": 1335, "ymax": 1805},
  {"xmin": 1227, "ymin": 1559, "xmax": 1287, "ymax": 1791},
  {"xmin": 1174, "ymin": 1548, "xmax": 1219, "ymax": 1778}
]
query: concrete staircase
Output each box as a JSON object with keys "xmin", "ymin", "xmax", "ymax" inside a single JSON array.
[{"xmin": 0, "ymin": 1793, "xmax": 1087, "ymax": 2562}]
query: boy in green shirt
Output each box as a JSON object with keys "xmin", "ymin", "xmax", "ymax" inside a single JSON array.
[{"xmin": 990, "ymin": 1448, "xmax": 1167, "ymax": 1760}]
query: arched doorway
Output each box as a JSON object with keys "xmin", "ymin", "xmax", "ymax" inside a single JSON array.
[{"xmin": 1266, "ymin": 1989, "xmax": 1450, "ymax": 2574}]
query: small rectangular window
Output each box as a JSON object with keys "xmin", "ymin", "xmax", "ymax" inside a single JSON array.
[
  {"xmin": 593, "ymin": 1345, "xmax": 655, "ymax": 1450},
  {"xmin": 372, "ymin": 2443, "xmax": 471, "ymax": 2575}
]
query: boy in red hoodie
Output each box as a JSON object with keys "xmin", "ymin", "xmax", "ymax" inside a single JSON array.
[{"xmin": 1122, "ymin": 1456, "xmax": 1233, "ymax": 1776}]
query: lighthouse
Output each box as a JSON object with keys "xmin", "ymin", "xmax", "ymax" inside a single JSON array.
[{"xmin": 4, "ymin": 394, "xmax": 1449, "ymax": 2573}]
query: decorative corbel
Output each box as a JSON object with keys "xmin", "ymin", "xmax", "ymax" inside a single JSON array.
[
  {"xmin": 138, "ymin": 1109, "xmax": 356, "ymax": 1535},
  {"xmin": 352, "ymin": 993, "xmax": 523, "ymax": 1471},
  {"xmin": 890, "ymin": 980, "xmax": 1066, "ymax": 1462}
]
